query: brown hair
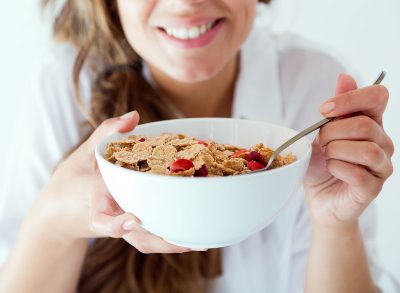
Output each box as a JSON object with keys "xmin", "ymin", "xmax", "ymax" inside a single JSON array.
[{"xmin": 42, "ymin": 0, "xmax": 271, "ymax": 292}]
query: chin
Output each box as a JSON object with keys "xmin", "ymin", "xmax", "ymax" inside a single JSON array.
[{"xmin": 165, "ymin": 62, "xmax": 222, "ymax": 83}]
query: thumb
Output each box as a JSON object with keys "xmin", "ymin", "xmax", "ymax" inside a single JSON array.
[
  {"xmin": 320, "ymin": 74, "xmax": 358, "ymax": 116},
  {"xmin": 86, "ymin": 111, "xmax": 140, "ymax": 148},
  {"xmin": 335, "ymin": 73, "xmax": 358, "ymax": 95}
]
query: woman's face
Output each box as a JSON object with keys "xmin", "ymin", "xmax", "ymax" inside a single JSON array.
[{"xmin": 117, "ymin": 0, "xmax": 258, "ymax": 82}]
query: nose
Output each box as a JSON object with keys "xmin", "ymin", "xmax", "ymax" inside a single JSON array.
[
  {"xmin": 178, "ymin": 0, "xmax": 206, "ymax": 3},
  {"xmin": 165, "ymin": 0, "xmax": 208, "ymax": 14},
  {"xmin": 167, "ymin": 0, "xmax": 207, "ymax": 7}
]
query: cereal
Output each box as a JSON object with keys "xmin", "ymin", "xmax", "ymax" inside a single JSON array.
[
  {"xmin": 104, "ymin": 133, "xmax": 296, "ymax": 177},
  {"xmin": 170, "ymin": 159, "xmax": 195, "ymax": 172},
  {"xmin": 176, "ymin": 144, "xmax": 206, "ymax": 160},
  {"xmin": 194, "ymin": 164, "xmax": 208, "ymax": 177},
  {"xmin": 222, "ymin": 158, "xmax": 247, "ymax": 172}
]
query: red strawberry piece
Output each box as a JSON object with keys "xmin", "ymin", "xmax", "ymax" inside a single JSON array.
[
  {"xmin": 138, "ymin": 138, "xmax": 146, "ymax": 142},
  {"xmin": 170, "ymin": 159, "xmax": 194, "ymax": 172},
  {"xmin": 245, "ymin": 151, "xmax": 266, "ymax": 165},
  {"xmin": 194, "ymin": 164, "xmax": 208, "ymax": 177},
  {"xmin": 198, "ymin": 140, "xmax": 208, "ymax": 146},
  {"xmin": 230, "ymin": 149, "xmax": 248, "ymax": 158},
  {"xmin": 248, "ymin": 160, "xmax": 265, "ymax": 171}
]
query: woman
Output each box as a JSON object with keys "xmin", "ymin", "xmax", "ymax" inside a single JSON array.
[{"xmin": 0, "ymin": 0, "xmax": 395, "ymax": 292}]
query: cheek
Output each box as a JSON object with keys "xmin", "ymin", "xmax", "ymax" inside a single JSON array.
[
  {"xmin": 117, "ymin": 0, "xmax": 156, "ymax": 54},
  {"xmin": 229, "ymin": 0, "xmax": 258, "ymax": 41}
]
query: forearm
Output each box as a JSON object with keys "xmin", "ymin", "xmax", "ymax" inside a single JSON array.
[
  {"xmin": 0, "ymin": 214, "xmax": 88, "ymax": 293},
  {"xmin": 305, "ymin": 222, "xmax": 377, "ymax": 293}
]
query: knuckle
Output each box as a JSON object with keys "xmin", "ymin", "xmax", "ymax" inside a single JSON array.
[
  {"xmin": 355, "ymin": 116, "xmax": 374, "ymax": 137},
  {"xmin": 386, "ymin": 137, "xmax": 395, "ymax": 157},
  {"xmin": 318, "ymin": 127, "xmax": 328, "ymax": 145},
  {"xmin": 351, "ymin": 168, "xmax": 368, "ymax": 186},
  {"xmin": 363, "ymin": 143, "xmax": 382, "ymax": 164},
  {"xmin": 99, "ymin": 119, "xmax": 113, "ymax": 131},
  {"xmin": 108, "ymin": 225, "xmax": 122, "ymax": 238},
  {"xmin": 339, "ymin": 92, "xmax": 352, "ymax": 109},
  {"xmin": 376, "ymin": 84, "xmax": 389, "ymax": 102},
  {"xmin": 324, "ymin": 142, "xmax": 336, "ymax": 158},
  {"xmin": 386, "ymin": 162, "xmax": 394, "ymax": 178}
]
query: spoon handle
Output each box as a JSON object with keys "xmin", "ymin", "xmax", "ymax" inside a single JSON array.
[
  {"xmin": 274, "ymin": 117, "xmax": 332, "ymax": 157},
  {"xmin": 263, "ymin": 71, "xmax": 386, "ymax": 170}
]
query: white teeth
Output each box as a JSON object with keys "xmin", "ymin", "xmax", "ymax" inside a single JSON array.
[
  {"xmin": 163, "ymin": 21, "xmax": 216, "ymax": 40},
  {"xmin": 179, "ymin": 27, "xmax": 189, "ymax": 39},
  {"xmin": 200, "ymin": 24, "xmax": 207, "ymax": 34},
  {"xmin": 172, "ymin": 28, "xmax": 180, "ymax": 38},
  {"xmin": 188, "ymin": 27, "xmax": 200, "ymax": 39}
]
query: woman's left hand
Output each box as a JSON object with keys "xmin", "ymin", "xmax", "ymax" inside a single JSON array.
[{"xmin": 304, "ymin": 74, "xmax": 394, "ymax": 231}]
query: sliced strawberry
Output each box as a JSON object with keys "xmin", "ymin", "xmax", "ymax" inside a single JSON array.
[
  {"xmin": 245, "ymin": 151, "xmax": 266, "ymax": 165},
  {"xmin": 248, "ymin": 160, "xmax": 265, "ymax": 171},
  {"xmin": 170, "ymin": 159, "xmax": 194, "ymax": 172},
  {"xmin": 230, "ymin": 149, "xmax": 248, "ymax": 158},
  {"xmin": 194, "ymin": 164, "xmax": 208, "ymax": 177},
  {"xmin": 198, "ymin": 140, "xmax": 208, "ymax": 146}
]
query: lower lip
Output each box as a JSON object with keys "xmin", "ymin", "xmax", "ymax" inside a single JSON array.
[{"xmin": 158, "ymin": 19, "xmax": 225, "ymax": 49}]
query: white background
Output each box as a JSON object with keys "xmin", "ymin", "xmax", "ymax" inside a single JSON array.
[{"xmin": 0, "ymin": 0, "xmax": 399, "ymax": 291}]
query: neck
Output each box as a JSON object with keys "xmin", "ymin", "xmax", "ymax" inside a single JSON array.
[{"xmin": 148, "ymin": 54, "xmax": 239, "ymax": 118}]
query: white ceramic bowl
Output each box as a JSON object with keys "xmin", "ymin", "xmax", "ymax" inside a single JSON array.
[{"xmin": 95, "ymin": 118, "xmax": 311, "ymax": 249}]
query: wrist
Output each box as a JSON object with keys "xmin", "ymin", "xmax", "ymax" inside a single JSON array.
[
  {"xmin": 24, "ymin": 191, "xmax": 84, "ymax": 247},
  {"xmin": 312, "ymin": 220, "xmax": 360, "ymax": 241}
]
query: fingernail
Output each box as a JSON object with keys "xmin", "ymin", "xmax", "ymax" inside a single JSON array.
[
  {"xmin": 320, "ymin": 102, "xmax": 335, "ymax": 114},
  {"xmin": 122, "ymin": 219, "xmax": 137, "ymax": 230},
  {"xmin": 120, "ymin": 111, "xmax": 137, "ymax": 120}
]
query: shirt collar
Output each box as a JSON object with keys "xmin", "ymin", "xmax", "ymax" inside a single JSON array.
[{"xmin": 232, "ymin": 28, "xmax": 283, "ymax": 125}]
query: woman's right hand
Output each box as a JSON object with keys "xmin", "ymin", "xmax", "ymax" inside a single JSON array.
[{"xmin": 30, "ymin": 111, "xmax": 190, "ymax": 254}]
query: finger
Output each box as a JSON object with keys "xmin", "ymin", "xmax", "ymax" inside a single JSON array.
[
  {"xmin": 90, "ymin": 175, "xmax": 125, "ymax": 216},
  {"xmin": 335, "ymin": 73, "xmax": 358, "ymax": 95},
  {"xmin": 320, "ymin": 84, "xmax": 389, "ymax": 125},
  {"xmin": 91, "ymin": 212, "xmax": 141, "ymax": 238},
  {"xmin": 326, "ymin": 159, "xmax": 382, "ymax": 204},
  {"xmin": 123, "ymin": 229, "xmax": 191, "ymax": 254},
  {"xmin": 84, "ymin": 111, "xmax": 140, "ymax": 150},
  {"xmin": 325, "ymin": 140, "xmax": 393, "ymax": 179},
  {"xmin": 318, "ymin": 115, "xmax": 394, "ymax": 157}
]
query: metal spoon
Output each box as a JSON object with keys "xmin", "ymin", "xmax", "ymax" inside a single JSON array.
[{"xmin": 254, "ymin": 70, "xmax": 386, "ymax": 172}]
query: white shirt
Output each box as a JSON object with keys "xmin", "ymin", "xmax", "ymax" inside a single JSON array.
[{"xmin": 0, "ymin": 7, "xmax": 397, "ymax": 292}]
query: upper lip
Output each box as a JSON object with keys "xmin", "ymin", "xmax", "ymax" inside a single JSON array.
[{"xmin": 156, "ymin": 17, "xmax": 222, "ymax": 29}]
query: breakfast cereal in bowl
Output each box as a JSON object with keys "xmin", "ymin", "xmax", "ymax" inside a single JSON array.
[
  {"xmin": 104, "ymin": 133, "xmax": 296, "ymax": 177},
  {"xmin": 95, "ymin": 118, "xmax": 311, "ymax": 248}
]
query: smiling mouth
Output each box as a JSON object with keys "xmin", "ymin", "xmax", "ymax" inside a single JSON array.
[{"xmin": 158, "ymin": 18, "xmax": 224, "ymax": 40}]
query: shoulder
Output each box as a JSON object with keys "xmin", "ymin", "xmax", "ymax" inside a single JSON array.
[
  {"xmin": 251, "ymin": 29, "xmax": 349, "ymax": 83},
  {"xmin": 275, "ymin": 33, "xmax": 346, "ymax": 68},
  {"xmin": 274, "ymin": 34, "xmax": 348, "ymax": 129},
  {"xmin": 274, "ymin": 33, "xmax": 350, "ymax": 86},
  {"xmin": 41, "ymin": 42, "xmax": 78, "ymax": 74},
  {"xmin": 36, "ymin": 42, "xmax": 78, "ymax": 93},
  {"xmin": 244, "ymin": 27, "xmax": 353, "ymax": 128},
  {"xmin": 34, "ymin": 42, "xmax": 91, "ymax": 106},
  {"xmin": 264, "ymin": 33, "xmax": 354, "ymax": 129}
]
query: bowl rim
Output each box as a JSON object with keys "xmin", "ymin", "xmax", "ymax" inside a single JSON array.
[{"xmin": 95, "ymin": 117, "xmax": 312, "ymax": 182}]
